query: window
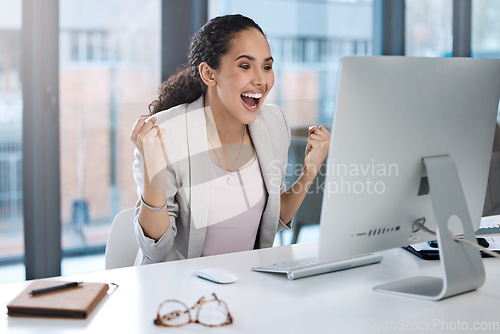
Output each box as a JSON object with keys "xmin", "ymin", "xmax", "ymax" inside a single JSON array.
[
  {"xmin": 208, "ymin": 0, "xmax": 373, "ymax": 244},
  {"xmin": 59, "ymin": 0, "xmax": 161, "ymax": 268},
  {"xmin": 471, "ymin": 0, "xmax": 500, "ymax": 120},
  {"xmin": 0, "ymin": 0, "xmax": 23, "ymax": 282},
  {"xmin": 1, "ymin": 0, "xmax": 495, "ymax": 280},
  {"xmin": 472, "ymin": 0, "xmax": 500, "ymax": 58},
  {"xmin": 405, "ymin": 0, "xmax": 453, "ymax": 57},
  {"xmin": 209, "ymin": 0, "xmax": 373, "ymax": 129}
]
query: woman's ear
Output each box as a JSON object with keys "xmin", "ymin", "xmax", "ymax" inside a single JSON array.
[{"xmin": 199, "ymin": 62, "xmax": 217, "ymax": 87}]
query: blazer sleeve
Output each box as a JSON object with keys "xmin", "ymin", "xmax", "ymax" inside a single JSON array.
[{"xmin": 132, "ymin": 147, "xmax": 179, "ymax": 264}]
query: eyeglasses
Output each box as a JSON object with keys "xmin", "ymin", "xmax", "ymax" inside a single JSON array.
[{"xmin": 154, "ymin": 293, "xmax": 233, "ymax": 327}]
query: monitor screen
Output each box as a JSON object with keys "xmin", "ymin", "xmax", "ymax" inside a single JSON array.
[{"xmin": 318, "ymin": 56, "xmax": 500, "ymax": 264}]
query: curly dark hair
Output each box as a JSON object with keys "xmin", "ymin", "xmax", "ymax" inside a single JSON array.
[{"xmin": 148, "ymin": 14, "xmax": 266, "ymax": 115}]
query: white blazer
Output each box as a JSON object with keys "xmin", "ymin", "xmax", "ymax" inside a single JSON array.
[{"xmin": 133, "ymin": 96, "xmax": 291, "ymax": 264}]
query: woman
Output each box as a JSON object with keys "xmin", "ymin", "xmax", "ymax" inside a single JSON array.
[{"xmin": 130, "ymin": 14, "xmax": 330, "ymax": 265}]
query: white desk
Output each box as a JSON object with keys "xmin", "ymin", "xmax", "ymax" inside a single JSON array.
[{"xmin": 1, "ymin": 242, "xmax": 499, "ymax": 333}]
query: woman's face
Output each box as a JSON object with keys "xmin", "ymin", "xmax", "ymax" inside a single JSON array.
[{"xmin": 211, "ymin": 28, "xmax": 274, "ymax": 124}]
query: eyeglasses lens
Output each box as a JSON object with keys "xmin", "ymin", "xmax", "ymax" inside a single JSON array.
[
  {"xmin": 198, "ymin": 300, "xmax": 229, "ymax": 326},
  {"xmin": 158, "ymin": 301, "xmax": 190, "ymax": 326}
]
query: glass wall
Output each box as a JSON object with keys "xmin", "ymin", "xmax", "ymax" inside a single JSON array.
[
  {"xmin": 472, "ymin": 0, "xmax": 500, "ymax": 58},
  {"xmin": 1, "ymin": 0, "xmax": 499, "ymax": 281},
  {"xmin": 405, "ymin": 0, "xmax": 453, "ymax": 57},
  {"xmin": 0, "ymin": 0, "xmax": 23, "ymax": 281},
  {"xmin": 472, "ymin": 0, "xmax": 500, "ymax": 138},
  {"xmin": 209, "ymin": 0, "xmax": 373, "ymax": 131},
  {"xmin": 58, "ymin": 0, "xmax": 160, "ymax": 264},
  {"xmin": 208, "ymin": 0, "xmax": 373, "ymax": 244}
]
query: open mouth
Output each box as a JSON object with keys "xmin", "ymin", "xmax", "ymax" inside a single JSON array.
[{"xmin": 241, "ymin": 92, "xmax": 263, "ymax": 109}]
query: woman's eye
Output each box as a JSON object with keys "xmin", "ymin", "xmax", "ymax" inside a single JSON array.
[
  {"xmin": 240, "ymin": 64, "xmax": 250, "ymax": 69},
  {"xmin": 264, "ymin": 65, "xmax": 273, "ymax": 70}
]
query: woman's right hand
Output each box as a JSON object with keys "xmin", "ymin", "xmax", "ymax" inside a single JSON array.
[
  {"xmin": 130, "ymin": 116, "xmax": 168, "ymax": 190},
  {"xmin": 131, "ymin": 116, "xmax": 170, "ymax": 241},
  {"xmin": 130, "ymin": 116, "xmax": 158, "ymax": 156}
]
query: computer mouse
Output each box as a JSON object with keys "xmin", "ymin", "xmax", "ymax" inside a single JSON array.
[{"xmin": 192, "ymin": 267, "xmax": 238, "ymax": 284}]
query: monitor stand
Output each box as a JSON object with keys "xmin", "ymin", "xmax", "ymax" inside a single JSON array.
[{"xmin": 374, "ymin": 155, "xmax": 485, "ymax": 300}]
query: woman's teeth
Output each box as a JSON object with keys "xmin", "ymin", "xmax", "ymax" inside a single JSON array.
[{"xmin": 241, "ymin": 92, "xmax": 263, "ymax": 99}]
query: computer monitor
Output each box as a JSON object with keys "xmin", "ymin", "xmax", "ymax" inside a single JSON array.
[{"xmin": 318, "ymin": 56, "xmax": 500, "ymax": 300}]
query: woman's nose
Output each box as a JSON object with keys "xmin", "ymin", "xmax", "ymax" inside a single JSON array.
[{"xmin": 252, "ymin": 68, "xmax": 265, "ymax": 86}]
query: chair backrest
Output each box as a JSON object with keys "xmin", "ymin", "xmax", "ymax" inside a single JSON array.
[{"xmin": 105, "ymin": 208, "xmax": 138, "ymax": 270}]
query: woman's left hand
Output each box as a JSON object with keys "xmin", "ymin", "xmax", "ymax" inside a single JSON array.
[{"xmin": 304, "ymin": 125, "xmax": 331, "ymax": 177}]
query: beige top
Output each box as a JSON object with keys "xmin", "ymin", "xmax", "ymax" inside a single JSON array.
[{"xmin": 202, "ymin": 157, "xmax": 267, "ymax": 256}]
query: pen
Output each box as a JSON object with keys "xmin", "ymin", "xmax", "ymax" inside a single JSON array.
[{"xmin": 28, "ymin": 282, "xmax": 83, "ymax": 296}]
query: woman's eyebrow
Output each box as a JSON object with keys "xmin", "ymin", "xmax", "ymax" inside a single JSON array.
[
  {"xmin": 235, "ymin": 55, "xmax": 255, "ymax": 61},
  {"xmin": 235, "ymin": 55, "xmax": 274, "ymax": 62}
]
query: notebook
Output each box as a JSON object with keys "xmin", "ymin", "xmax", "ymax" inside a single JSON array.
[{"xmin": 7, "ymin": 280, "xmax": 109, "ymax": 319}]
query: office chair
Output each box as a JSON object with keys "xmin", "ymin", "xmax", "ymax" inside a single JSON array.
[
  {"xmin": 105, "ymin": 208, "xmax": 138, "ymax": 269},
  {"xmin": 483, "ymin": 123, "xmax": 500, "ymax": 216}
]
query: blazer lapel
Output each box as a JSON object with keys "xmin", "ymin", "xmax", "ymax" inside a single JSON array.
[
  {"xmin": 185, "ymin": 97, "xmax": 209, "ymax": 258},
  {"xmin": 249, "ymin": 117, "xmax": 282, "ymax": 246},
  {"xmin": 249, "ymin": 118, "xmax": 281, "ymax": 195}
]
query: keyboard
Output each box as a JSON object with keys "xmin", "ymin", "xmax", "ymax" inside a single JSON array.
[{"xmin": 251, "ymin": 253, "xmax": 383, "ymax": 280}]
